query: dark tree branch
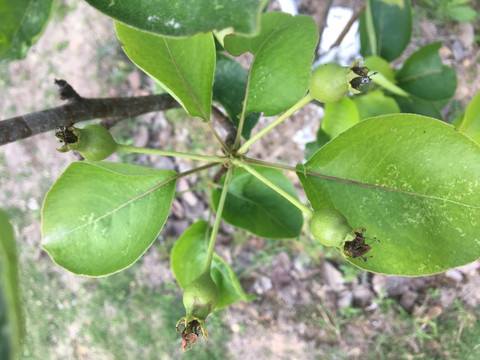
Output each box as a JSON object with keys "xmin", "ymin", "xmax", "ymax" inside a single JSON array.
[
  {"xmin": 0, "ymin": 79, "xmax": 180, "ymax": 146},
  {"xmin": 329, "ymin": 2, "xmax": 366, "ymax": 50}
]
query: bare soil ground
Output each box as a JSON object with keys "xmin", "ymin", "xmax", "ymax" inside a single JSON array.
[{"xmin": 2, "ymin": 0, "xmax": 480, "ymax": 359}]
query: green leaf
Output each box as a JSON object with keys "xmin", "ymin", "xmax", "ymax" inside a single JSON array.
[
  {"xmin": 85, "ymin": 0, "xmax": 267, "ymax": 37},
  {"xmin": 319, "ymin": 91, "xmax": 399, "ymax": 145},
  {"xmin": 352, "ymin": 90, "xmax": 400, "ymax": 120},
  {"xmin": 0, "ymin": 210, "xmax": 22, "ymax": 360},
  {"xmin": 396, "ymin": 42, "xmax": 457, "ymax": 102},
  {"xmin": 213, "ymin": 53, "xmax": 260, "ymax": 139},
  {"xmin": 0, "ymin": 0, "xmax": 55, "ymax": 61},
  {"xmin": 298, "ymin": 114, "xmax": 480, "ymax": 276},
  {"xmin": 115, "ymin": 22, "xmax": 215, "ymax": 120},
  {"xmin": 211, "ymin": 165, "xmax": 303, "ymax": 238},
  {"xmin": 171, "ymin": 221, "xmax": 255, "ymax": 309},
  {"xmin": 393, "ymin": 94, "xmax": 443, "ymax": 119},
  {"xmin": 305, "ymin": 129, "xmax": 331, "ymax": 160},
  {"xmin": 455, "ymin": 90, "xmax": 480, "ymax": 142},
  {"xmin": 321, "ymin": 97, "xmax": 360, "ymax": 139},
  {"xmin": 448, "ymin": 6, "xmax": 477, "ymax": 23},
  {"xmin": 224, "ymin": 12, "xmax": 318, "ymax": 116},
  {"xmin": 359, "ymin": 0, "xmax": 412, "ymax": 62},
  {"xmin": 41, "ymin": 162, "xmax": 177, "ymax": 276}
]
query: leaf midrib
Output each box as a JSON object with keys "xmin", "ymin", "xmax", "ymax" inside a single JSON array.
[
  {"xmin": 303, "ymin": 168, "xmax": 480, "ymax": 210},
  {"xmin": 397, "ymin": 68, "xmax": 443, "ymax": 83},
  {"xmin": 45, "ymin": 175, "xmax": 176, "ymax": 241},
  {"xmin": 163, "ymin": 37, "xmax": 209, "ymax": 121}
]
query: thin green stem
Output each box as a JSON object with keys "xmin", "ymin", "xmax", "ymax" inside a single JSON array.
[
  {"xmin": 233, "ymin": 74, "xmax": 251, "ymax": 150},
  {"xmin": 176, "ymin": 163, "xmax": 221, "ymax": 183},
  {"xmin": 204, "ymin": 166, "xmax": 235, "ymax": 272},
  {"xmin": 205, "ymin": 120, "xmax": 229, "ymax": 152},
  {"xmin": 116, "ymin": 144, "xmax": 228, "ymax": 164},
  {"xmin": 237, "ymin": 93, "xmax": 314, "ymax": 155},
  {"xmin": 243, "ymin": 157, "xmax": 299, "ymax": 173},
  {"xmin": 233, "ymin": 159, "xmax": 313, "ymax": 217}
]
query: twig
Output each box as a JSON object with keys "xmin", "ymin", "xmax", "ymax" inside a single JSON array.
[
  {"xmin": 329, "ymin": 3, "xmax": 366, "ymax": 50},
  {"xmin": 318, "ymin": 0, "xmax": 334, "ymax": 51},
  {"xmin": 0, "ymin": 79, "xmax": 180, "ymax": 146},
  {"xmin": 211, "ymin": 106, "xmax": 237, "ymax": 149}
]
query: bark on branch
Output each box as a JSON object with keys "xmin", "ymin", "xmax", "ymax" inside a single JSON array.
[{"xmin": 0, "ymin": 79, "xmax": 180, "ymax": 146}]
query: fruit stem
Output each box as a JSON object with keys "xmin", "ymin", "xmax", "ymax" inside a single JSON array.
[
  {"xmin": 236, "ymin": 93, "xmax": 314, "ymax": 155},
  {"xmin": 116, "ymin": 144, "xmax": 228, "ymax": 164},
  {"xmin": 204, "ymin": 166, "xmax": 235, "ymax": 272},
  {"xmin": 233, "ymin": 159, "xmax": 313, "ymax": 217}
]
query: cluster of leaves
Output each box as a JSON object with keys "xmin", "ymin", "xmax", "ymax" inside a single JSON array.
[
  {"xmin": 40, "ymin": 6, "xmax": 320, "ymax": 320},
  {"xmin": 38, "ymin": 0, "xmax": 480, "ymax": 291}
]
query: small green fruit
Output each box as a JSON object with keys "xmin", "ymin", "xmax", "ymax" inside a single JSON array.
[
  {"xmin": 55, "ymin": 124, "xmax": 116, "ymax": 160},
  {"xmin": 75, "ymin": 125, "xmax": 117, "ymax": 161},
  {"xmin": 183, "ymin": 272, "xmax": 219, "ymax": 320},
  {"xmin": 309, "ymin": 63, "xmax": 349, "ymax": 103},
  {"xmin": 310, "ymin": 208, "xmax": 354, "ymax": 247},
  {"xmin": 176, "ymin": 271, "xmax": 219, "ymax": 350}
]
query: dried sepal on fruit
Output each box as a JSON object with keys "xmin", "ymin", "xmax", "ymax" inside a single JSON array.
[
  {"xmin": 175, "ymin": 271, "xmax": 219, "ymax": 351},
  {"xmin": 309, "ymin": 59, "xmax": 375, "ymax": 103},
  {"xmin": 346, "ymin": 58, "xmax": 376, "ymax": 93},
  {"xmin": 55, "ymin": 124, "xmax": 117, "ymax": 161},
  {"xmin": 55, "ymin": 123, "xmax": 79, "ymax": 152},
  {"xmin": 343, "ymin": 228, "xmax": 373, "ymax": 261}
]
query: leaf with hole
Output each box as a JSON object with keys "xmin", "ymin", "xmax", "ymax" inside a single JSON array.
[
  {"xmin": 298, "ymin": 114, "xmax": 480, "ymax": 276},
  {"xmin": 41, "ymin": 162, "xmax": 177, "ymax": 276}
]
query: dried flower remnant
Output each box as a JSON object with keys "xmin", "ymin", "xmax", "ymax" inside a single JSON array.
[
  {"xmin": 55, "ymin": 123, "xmax": 78, "ymax": 151},
  {"xmin": 54, "ymin": 124, "xmax": 117, "ymax": 160},
  {"xmin": 175, "ymin": 272, "xmax": 218, "ymax": 351},
  {"xmin": 343, "ymin": 228, "xmax": 379, "ymax": 261},
  {"xmin": 180, "ymin": 320, "xmax": 199, "ymax": 351},
  {"xmin": 347, "ymin": 59, "xmax": 377, "ymax": 91}
]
